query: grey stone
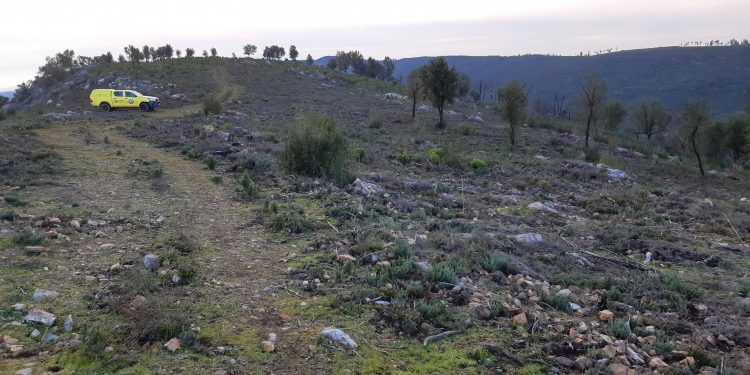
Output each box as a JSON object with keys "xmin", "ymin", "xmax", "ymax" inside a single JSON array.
[
  {"xmin": 320, "ymin": 327, "xmax": 357, "ymax": 348},
  {"xmin": 64, "ymin": 314, "xmax": 73, "ymax": 332},
  {"xmin": 30, "ymin": 329, "xmax": 41, "ymax": 338},
  {"xmin": 42, "ymin": 332, "xmax": 60, "ymax": 342},
  {"xmin": 32, "ymin": 289, "xmax": 60, "ymax": 301},
  {"xmin": 143, "ymin": 254, "xmax": 160, "ymax": 271},
  {"xmin": 513, "ymin": 233, "xmax": 544, "ymax": 244},
  {"xmin": 25, "ymin": 308, "xmax": 56, "ymax": 326}
]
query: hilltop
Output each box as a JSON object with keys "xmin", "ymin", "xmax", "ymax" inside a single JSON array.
[
  {"xmin": 1, "ymin": 57, "xmax": 749, "ymax": 374},
  {"xmin": 318, "ymin": 46, "xmax": 750, "ymax": 116}
]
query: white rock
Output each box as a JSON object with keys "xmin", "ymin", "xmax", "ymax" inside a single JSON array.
[{"xmin": 513, "ymin": 233, "xmax": 544, "ymax": 244}]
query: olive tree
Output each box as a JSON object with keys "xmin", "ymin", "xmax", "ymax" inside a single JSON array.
[
  {"xmin": 289, "ymin": 45, "xmax": 299, "ymax": 61},
  {"xmin": 633, "ymin": 99, "xmax": 671, "ymax": 140},
  {"xmin": 243, "ymin": 44, "xmax": 257, "ymax": 57},
  {"xmin": 496, "ymin": 80, "xmax": 528, "ymax": 145},
  {"xmin": 421, "ymin": 57, "xmax": 458, "ymax": 128}
]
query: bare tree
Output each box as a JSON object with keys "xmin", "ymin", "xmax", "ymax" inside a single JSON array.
[
  {"xmin": 407, "ymin": 67, "xmax": 425, "ymax": 119},
  {"xmin": 682, "ymin": 101, "xmax": 711, "ymax": 176},
  {"xmin": 577, "ymin": 74, "xmax": 608, "ymax": 148}
]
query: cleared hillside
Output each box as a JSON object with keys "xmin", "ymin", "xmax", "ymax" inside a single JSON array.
[{"xmin": 1, "ymin": 58, "xmax": 749, "ymax": 374}]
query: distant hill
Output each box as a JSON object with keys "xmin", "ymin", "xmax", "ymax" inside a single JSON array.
[
  {"xmin": 321, "ymin": 47, "xmax": 750, "ymax": 117},
  {"xmin": 0, "ymin": 91, "xmax": 13, "ymax": 99}
]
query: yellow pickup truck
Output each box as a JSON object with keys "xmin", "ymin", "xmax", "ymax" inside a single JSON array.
[{"xmin": 89, "ymin": 89, "xmax": 160, "ymax": 112}]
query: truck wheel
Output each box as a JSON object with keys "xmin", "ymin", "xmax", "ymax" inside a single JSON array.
[
  {"xmin": 139, "ymin": 103, "xmax": 150, "ymax": 112},
  {"xmin": 100, "ymin": 103, "xmax": 111, "ymax": 112}
]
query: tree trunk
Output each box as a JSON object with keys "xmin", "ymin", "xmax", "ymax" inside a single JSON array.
[
  {"xmin": 438, "ymin": 107, "xmax": 444, "ymax": 128},
  {"xmin": 412, "ymin": 90, "xmax": 417, "ymax": 119},
  {"xmin": 691, "ymin": 133, "xmax": 705, "ymax": 176},
  {"xmin": 509, "ymin": 122, "xmax": 516, "ymax": 146},
  {"xmin": 585, "ymin": 110, "xmax": 593, "ymax": 148}
]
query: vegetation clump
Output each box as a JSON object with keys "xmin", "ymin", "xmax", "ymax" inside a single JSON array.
[{"xmin": 281, "ymin": 117, "xmax": 351, "ymax": 184}]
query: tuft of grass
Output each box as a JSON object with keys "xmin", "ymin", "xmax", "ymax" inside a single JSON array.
[
  {"xmin": 3, "ymin": 196, "xmax": 27, "ymax": 207},
  {"xmin": 425, "ymin": 263, "xmax": 458, "ymax": 284},
  {"xmin": 541, "ymin": 291, "xmax": 572, "ymax": 313},
  {"xmin": 737, "ymin": 280, "xmax": 750, "ymax": 297},
  {"xmin": 201, "ymin": 94, "xmax": 222, "ymax": 115},
  {"xmin": 481, "ymin": 252, "xmax": 518, "ymax": 274}
]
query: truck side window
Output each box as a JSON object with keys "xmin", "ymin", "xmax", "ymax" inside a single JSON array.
[
  {"xmin": 126, "ymin": 92, "xmax": 136, "ymax": 98},
  {"xmin": 114, "ymin": 91, "xmax": 123, "ymax": 97}
]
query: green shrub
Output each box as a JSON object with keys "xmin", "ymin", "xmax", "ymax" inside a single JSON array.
[
  {"xmin": 263, "ymin": 201, "xmax": 316, "ymax": 233},
  {"xmin": 427, "ymin": 147, "xmax": 444, "ymax": 164},
  {"xmin": 661, "ymin": 272, "xmax": 702, "ymax": 300},
  {"xmin": 241, "ymin": 155, "xmax": 272, "ymax": 173},
  {"xmin": 481, "ymin": 252, "xmax": 518, "ymax": 274},
  {"xmin": 211, "ymin": 176, "xmax": 222, "ymax": 184},
  {"xmin": 469, "ymin": 158, "xmax": 486, "ymax": 170},
  {"xmin": 203, "ymin": 157, "xmax": 217, "ymax": 170},
  {"xmin": 281, "ymin": 117, "xmax": 350, "ymax": 184},
  {"xmin": 12, "ymin": 230, "xmax": 44, "ymax": 246},
  {"xmin": 739, "ymin": 280, "xmax": 750, "ymax": 297},
  {"xmin": 355, "ymin": 147, "xmax": 366, "ymax": 162},
  {"xmin": 0, "ymin": 210, "xmax": 16, "ymax": 221},
  {"xmin": 201, "ymin": 95, "xmax": 222, "ymax": 115},
  {"xmin": 584, "ymin": 148, "xmax": 601, "ymax": 163},
  {"xmin": 392, "ymin": 241, "xmax": 413, "ymax": 259},
  {"xmin": 3, "ymin": 196, "xmax": 27, "ymax": 207},
  {"xmin": 396, "ymin": 152, "xmax": 412, "ymax": 164},
  {"xmin": 237, "ymin": 173, "xmax": 258, "ymax": 199},
  {"xmin": 425, "ymin": 264, "xmax": 458, "ymax": 284},
  {"xmin": 541, "ymin": 291, "xmax": 572, "ymax": 313}
]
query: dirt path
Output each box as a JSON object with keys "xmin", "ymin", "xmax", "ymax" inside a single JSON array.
[{"xmin": 24, "ymin": 120, "xmax": 322, "ymax": 373}]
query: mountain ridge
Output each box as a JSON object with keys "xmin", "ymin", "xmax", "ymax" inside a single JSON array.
[{"xmin": 317, "ymin": 46, "xmax": 750, "ymax": 116}]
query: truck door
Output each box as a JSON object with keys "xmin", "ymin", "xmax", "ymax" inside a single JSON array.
[
  {"xmin": 113, "ymin": 91, "xmax": 124, "ymax": 106},
  {"xmin": 125, "ymin": 91, "xmax": 139, "ymax": 107}
]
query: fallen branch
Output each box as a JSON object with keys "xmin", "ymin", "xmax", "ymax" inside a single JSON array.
[
  {"xmin": 423, "ymin": 329, "xmax": 464, "ymax": 346},
  {"xmin": 723, "ymin": 213, "xmax": 745, "ymax": 246},
  {"xmin": 484, "ymin": 343, "xmax": 548, "ymax": 366},
  {"xmin": 326, "ymin": 220, "xmax": 340, "ymax": 234}
]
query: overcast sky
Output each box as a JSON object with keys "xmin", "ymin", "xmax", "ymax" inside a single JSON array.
[{"xmin": 1, "ymin": 0, "xmax": 748, "ymax": 90}]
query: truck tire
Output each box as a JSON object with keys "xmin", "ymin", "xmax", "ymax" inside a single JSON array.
[
  {"xmin": 100, "ymin": 103, "xmax": 111, "ymax": 112},
  {"xmin": 139, "ymin": 103, "xmax": 150, "ymax": 112}
]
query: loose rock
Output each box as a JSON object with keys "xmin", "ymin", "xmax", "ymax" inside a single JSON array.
[
  {"xmin": 320, "ymin": 327, "xmax": 357, "ymax": 348},
  {"xmin": 25, "ymin": 308, "xmax": 56, "ymax": 326}
]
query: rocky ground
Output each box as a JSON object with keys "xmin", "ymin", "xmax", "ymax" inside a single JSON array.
[{"xmin": 1, "ymin": 58, "xmax": 749, "ymax": 374}]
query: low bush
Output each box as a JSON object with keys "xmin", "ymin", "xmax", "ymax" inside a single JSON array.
[
  {"xmin": 201, "ymin": 95, "xmax": 222, "ymax": 115},
  {"xmin": 396, "ymin": 152, "xmax": 412, "ymax": 164},
  {"xmin": 263, "ymin": 201, "xmax": 316, "ymax": 233},
  {"xmin": 481, "ymin": 252, "xmax": 518, "ymax": 274},
  {"xmin": 584, "ymin": 148, "xmax": 601, "ymax": 163},
  {"xmin": 469, "ymin": 158, "xmax": 486, "ymax": 170},
  {"xmin": 237, "ymin": 173, "xmax": 259, "ymax": 199},
  {"xmin": 12, "ymin": 230, "xmax": 44, "ymax": 246},
  {"xmin": 281, "ymin": 117, "xmax": 351, "ymax": 184}
]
